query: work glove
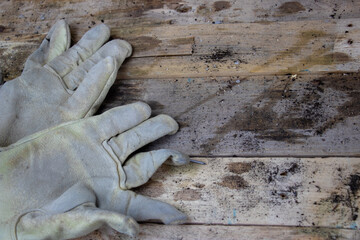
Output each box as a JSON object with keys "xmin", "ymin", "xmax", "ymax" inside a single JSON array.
[
  {"xmin": 0, "ymin": 102, "xmax": 189, "ymax": 240},
  {"xmin": 0, "ymin": 20, "xmax": 132, "ymax": 146}
]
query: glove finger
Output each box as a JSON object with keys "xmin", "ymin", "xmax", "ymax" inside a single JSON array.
[
  {"xmin": 17, "ymin": 204, "xmax": 139, "ymax": 239},
  {"xmin": 63, "ymin": 39, "xmax": 132, "ymax": 90},
  {"xmin": 46, "ymin": 24, "xmax": 110, "ymax": 80},
  {"xmin": 63, "ymin": 56, "xmax": 117, "ymax": 118},
  {"xmin": 24, "ymin": 20, "xmax": 70, "ymax": 71},
  {"xmin": 80, "ymin": 102, "xmax": 151, "ymax": 141},
  {"xmin": 123, "ymin": 149, "xmax": 189, "ymax": 189},
  {"xmin": 108, "ymin": 114, "xmax": 179, "ymax": 164},
  {"xmin": 127, "ymin": 193, "xmax": 187, "ymax": 224}
]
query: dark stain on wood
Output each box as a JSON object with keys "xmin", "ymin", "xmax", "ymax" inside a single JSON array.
[
  {"xmin": 285, "ymin": 51, "xmax": 352, "ymax": 72},
  {"xmin": 313, "ymin": 73, "xmax": 360, "ymax": 135},
  {"xmin": 271, "ymin": 185, "xmax": 300, "ymax": 201},
  {"xmin": 316, "ymin": 171, "xmax": 360, "ymax": 222},
  {"xmin": 332, "ymin": 52, "xmax": 352, "ymax": 62},
  {"xmin": 348, "ymin": 174, "xmax": 360, "ymax": 196},
  {"xmin": 314, "ymin": 52, "xmax": 352, "ymax": 65},
  {"xmin": 147, "ymin": 100, "xmax": 165, "ymax": 111},
  {"xmin": 125, "ymin": 0, "xmax": 180, "ymax": 17},
  {"xmin": 278, "ymin": 2, "xmax": 305, "ymax": 14},
  {"xmin": 201, "ymin": 72, "xmax": 360, "ymax": 153},
  {"xmin": 252, "ymin": 161, "xmax": 302, "ymax": 184},
  {"xmin": 197, "ymin": 4, "xmax": 211, "ymax": 15},
  {"xmin": 193, "ymin": 183, "xmax": 205, "ymax": 188},
  {"xmin": 0, "ymin": 25, "xmax": 5, "ymax": 32},
  {"xmin": 177, "ymin": 121, "xmax": 190, "ymax": 129},
  {"xmin": 100, "ymin": 70, "xmax": 360, "ymax": 155},
  {"xmin": 134, "ymin": 180, "xmax": 165, "ymax": 198},
  {"xmin": 279, "ymin": 163, "xmax": 299, "ymax": 176},
  {"xmin": 228, "ymin": 162, "xmax": 252, "ymax": 175},
  {"xmin": 200, "ymin": 48, "xmax": 233, "ymax": 63},
  {"xmin": 319, "ymin": 191, "xmax": 359, "ymax": 222},
  {"xmin": 213, "ymin": 1, "xmax": 231, "ymax": 12},
  {"xmin": 174, "ymin": 188, "xmax": 202, "ymax": 201},
  {"xmin": 220, "ymin": 160, "xmax": 304, "ymax": 207},
  {"xmin": 175, "ymin": 4, "xmax": 192, "ymax": 13},
  {"xmin": 258, "ymin": 161, "xmax": 302, "ymax": 204},
  {"xmin": 218, "ymin": 175, "xmax": 248, "ymax": 190}
]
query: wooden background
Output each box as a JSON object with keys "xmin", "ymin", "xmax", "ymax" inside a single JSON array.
[{"xmin": 1, "ymin": 0, "xmax": 360, "ymax": 239}]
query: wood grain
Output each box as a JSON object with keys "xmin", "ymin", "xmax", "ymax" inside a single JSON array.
[
  {"xmin": 98, "ymin": 73, "xmax": 360, "ymax": 156},
  {"xmin": 115, "ymin": 18, "xmax": 360, "ymax": 79},
  {"xmin": 133, "ymin": 157, "xmax": 360, "ymax": 228},
  {"xmin": 2, "ymin": 18, "xmax": 360, "ymax": 80},
  {"xmin": 1, "ymin": 1, "xmax": 359, "ymax": 239},
  {"xmin": 1, "ymin": 0, "xmax": 359, "ymax": 32},
  {"xmin": 77, "ymin": 224, "xmax": 358, "ymax": 240},
  {"xmin": 77, "ymin": 157, "xmax": 360, "ymax": 239}
]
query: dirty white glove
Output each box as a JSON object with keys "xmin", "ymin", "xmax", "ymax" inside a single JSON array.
[
  {"xmin": 0, "ymin": 20, "xmax": 132, "ymax": 146},
  {"xmin": 0, "ymin": 102, "xmax": 189, "ymax": 240}
]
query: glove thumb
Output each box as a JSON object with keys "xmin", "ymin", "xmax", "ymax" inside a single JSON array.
[{"xmin": 23, "ymin": 20, "xmax": 70, "ymax": 71}]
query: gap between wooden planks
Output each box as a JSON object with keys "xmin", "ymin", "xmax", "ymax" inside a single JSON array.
[
  {"xmin": 1, "ymin": 18, "xmax": 360, "ymax": 80},
  {"xmin": 76, "ymin": 157, "xmax": 360, "ymax": 239}
]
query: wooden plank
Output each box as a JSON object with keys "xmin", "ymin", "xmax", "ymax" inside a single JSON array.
[
  {"xmin": 77, "ymin": 224, "xmax": 358, "ymax": 240},
  {"xmin": 76, "ymin": 157, "xmax": 360, "ymax": 239},
  {"xmin": 128, "ymin": 36, "xmax": 194, "ymax": 58},
  {"xmin": 2, "ymin": 19, "xmax": 360, "ymax": 81},
  {"xmin": 116, "ymin": 18, "xmax": 360, "ymax": 79},
  {"xmin": 0, "ymin": 0, "xmax": 359, "ymax": 34},
  {"xmin": 99, "ymin": 73, "xmax": 360, "ymax": 156},
  {"xmin": 130, "ymin": 157, "xmax": 360, "ymax": 228}
]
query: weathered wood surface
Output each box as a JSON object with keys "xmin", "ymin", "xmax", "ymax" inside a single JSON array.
[
  {"xmin": 1, "ymin": 1, "xmax": 360, "ymax": 239},
  {"xmin": 1, "ymin": 0, "xmax": 359, "ymax": 31},
  {"xmin": 77, "ymin": 157, "xmax": 360, "ymax": 239},
  {"xmin": 134, "ymin": 157, "xmax": 360, "ymax": 228},
  {"xmin": 99, "ymin": 73, "xmax": 360, "ymax": 156},
  {"xmin": 115, "ymin": 19, "xmax": 360, "ymax": 79},
  {"xmin": 2, "ymin": 18, "xmax": 360, "ymax": 80},
  {"xmin": 78, "ymin": 225, "xmax": 358, "ymax": 240}
]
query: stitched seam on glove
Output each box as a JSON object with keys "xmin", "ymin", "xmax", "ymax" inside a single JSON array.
[
  {"xmin": 13, "ymin": 209, "xmax": 46, "ymax": 240},
  {"xmin": 13, "ymin": 201, "xmax": 96, "ymax": 240},
  {"xmin": 102, "ymin": 140, "xmax": 127, "ymax": 190},
  {"xmin": 43, "ymin": 65, "xmax": 74, "ymax": 95},
  {"xmin": 83, "ymin": 58, "xmax": 117, "ymax": 118}
]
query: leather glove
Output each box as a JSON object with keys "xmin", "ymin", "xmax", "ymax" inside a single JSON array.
[
  {"xmin": 0, "ymin": 20, "xmax": 132, "ymax": 146},
  {"xmin": 0, "ymin": 102, "xmax": 189, "ymax": 240}
]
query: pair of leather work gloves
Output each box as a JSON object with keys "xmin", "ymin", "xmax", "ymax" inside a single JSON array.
[{"xmin": 0, "ymin": 20, "xmax": 189, "ymax": 239}]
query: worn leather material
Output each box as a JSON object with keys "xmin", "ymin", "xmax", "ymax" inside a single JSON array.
[
  {"xmin": 0, "ymin": 102, "xmax": 189, "ymax": 240},
  {"xmin": 0, "ymin": 20, "xmax": 132, "ymax": 146}
]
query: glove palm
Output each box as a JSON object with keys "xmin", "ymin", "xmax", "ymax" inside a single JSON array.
[{"xmin": 0, "ymin": 102, "xmax": 188, "ymax": 239}]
